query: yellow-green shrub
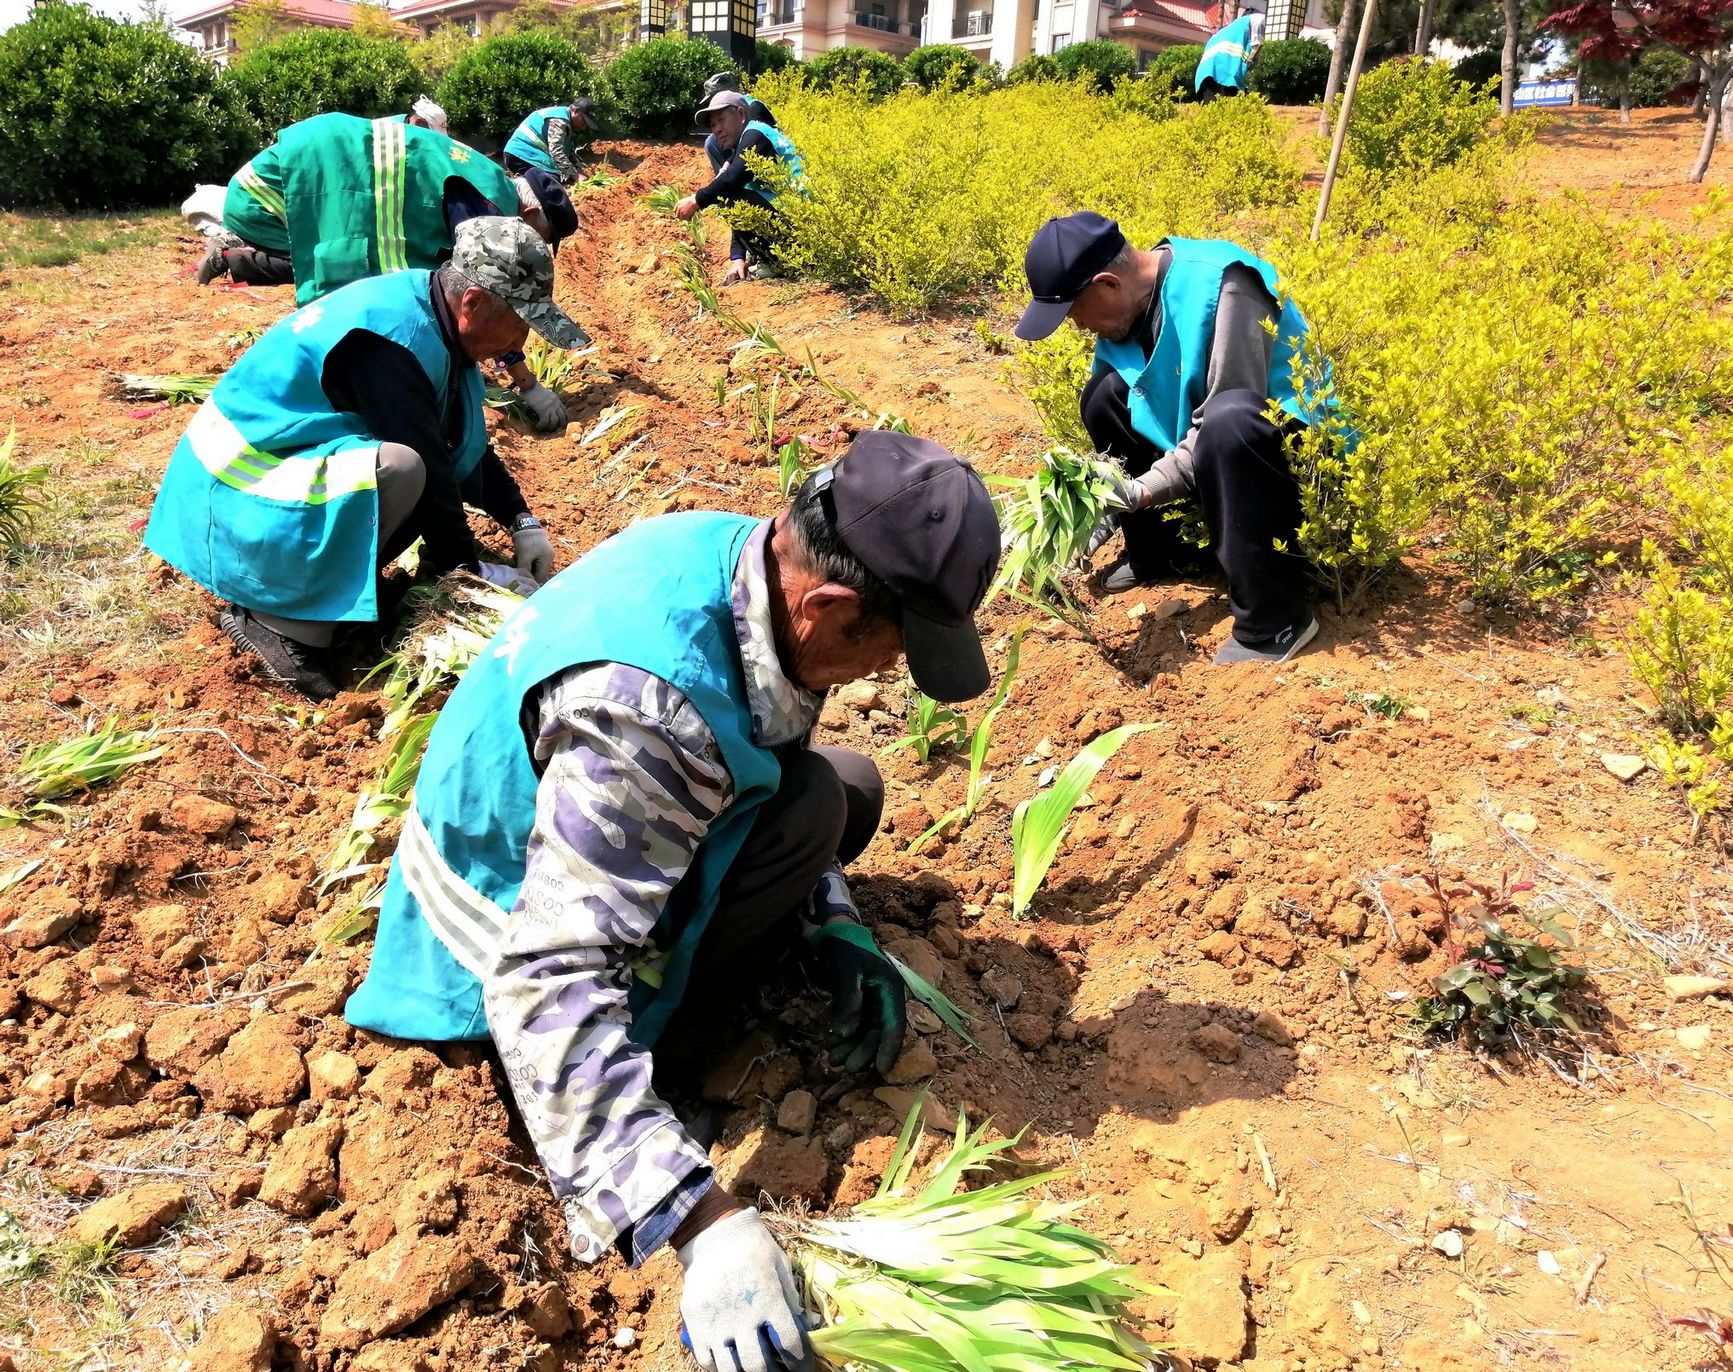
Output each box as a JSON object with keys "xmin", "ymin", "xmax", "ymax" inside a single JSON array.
[{"xmin": 755, "ymin": 75, "xmax": 1300, "ymax": 314}]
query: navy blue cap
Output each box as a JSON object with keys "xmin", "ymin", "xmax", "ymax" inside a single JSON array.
[
  {"xmin": 519, "ymin": 166, "xmax": 578, "ymax": 244},
  {"xmin": 1015, "ymin": 211, "xmax": 1127, "ymax": 341},
  {"xmin": 820, "ymin": 430, "xmax": 1002, "ymax": 702}
]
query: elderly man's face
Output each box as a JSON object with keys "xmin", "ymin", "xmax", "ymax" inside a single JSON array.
[
  {"xmin": 453, "ymin": 285, "xmax": 529, "ymax": 362},
  {"xmin": 708, "ymin": 105, "xmax": 749, "ymax": 151},
  {"xmin": 787, "ymin": 588, "xmax": 904, "ymax": 692},
  {"xmin": 1067, "ymin": 271, "xmax": 1145, "ymax": 343}
]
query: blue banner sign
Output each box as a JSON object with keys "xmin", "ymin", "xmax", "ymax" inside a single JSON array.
[{"xmin": 1513, "ymin": 79, "xmax": 1577, "ymax": 108}]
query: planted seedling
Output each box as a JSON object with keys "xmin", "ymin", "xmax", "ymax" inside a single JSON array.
[
  {"xmin": 884, "ymin": 953, "xmax": 977, "ymax": 1049},
  {"xmin": 2, "ymin": 716, "xmax": 164, "ymax": 826},
  {"xmin": 0, "ymin": 429, "xmax": 45, "ymax": 556},
  {"xmin": 888, "ymin": 690, "xmax": 967, "ymax": 764},
  {"xmin": 779, "ymin": 1100, "xmax": 1169, "ymax": 1372},
  {"xmin": 1361, "ymin": 691, "xmax": 1411, "ymax": 720},
  {"xmin": 1010, "ymin": 723, "xmax": 1153, "ymax": 919},
  {"xmin": 989, "ymin": 447, "xmax": 1123, "ymax": 622},
  {"xmin": 1410, "ymin": 876, "xmax": 1588, "ymax": 1048},
  {"xmin": 909, "ymin": 628, "xmax": 1022, "ymax": 850},
  {"xmin": 776, "ymin": 435, "xmax": 814, "ymax": 497}
]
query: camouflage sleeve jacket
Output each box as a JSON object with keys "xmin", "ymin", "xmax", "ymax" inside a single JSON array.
[{"xmin": 543, "ymin": 116, "xmax": 583, "ymax": 181}]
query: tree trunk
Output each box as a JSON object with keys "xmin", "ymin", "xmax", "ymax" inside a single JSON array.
[
  {"xmin": 1619, "ymin": 68, "xmax": 1631, "ymax": 125},
  {"xmin": 1689, "ymin": 67, "xmax": 1729, "ymax": 182},
  {"xmin": 1414, "ymin": 0, "xmax": 1434, "ymax": 56},
  {"xmin": 1694, "ymin": 59, "xmax": 1709, "ymax": 116},
  {"xmin": 1319, "ymin": 0, "xmax": 1358, "ymax": 135},
  {"xmin": 1499, "ymin": 0, "xmax": 1519, "ymax": 116}
]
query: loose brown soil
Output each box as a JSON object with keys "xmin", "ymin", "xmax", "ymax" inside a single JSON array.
[{"xmin": 0, "ymin": 127, "xmax": 1731, "ymax": 1372}]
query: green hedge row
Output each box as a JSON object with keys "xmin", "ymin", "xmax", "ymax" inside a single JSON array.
[{"xmin": 0, "ymin": 5, "xmax": 1338, "ymax": 211}]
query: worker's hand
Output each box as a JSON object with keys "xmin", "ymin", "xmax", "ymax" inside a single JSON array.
[
  {"xmin": 722, "ymin": 258, "xmax": 750, "ymax": 286},
  {"xmin": 511, "ymin": 521, "xmax": 556, "ymax": 585},
  {"xmin": 677, "ymin": 1207, "xmax": 814, "ymax": 1372},
  {"xmin": 810, "ymin": 920, "xmax": 906, "ymax": 1076},
  {"xmin": 675, "ymin": 195, "xmax": 701, "ymax": 221},
  {"xmin": 519, "ymin": 381, "xmax": 568, "ymax": 433},
  {"xmin": 1082, "ymin": 463, "xmax": 1152, "ymax": 562},
  {"xmin": 477, "ymin": 561, "xmax": 539, "ymax": 597}
]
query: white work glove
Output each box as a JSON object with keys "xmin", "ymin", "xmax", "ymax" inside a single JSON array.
[
  {"xmin": 678, "ymin": 1207, "xmax": 813, "ymax": 1372},
  {"xmin": 477, "ymin": 561, "xmax": 539, "ymax": 597},
  {"xmin": 1084, "ymin": 464, "xmax": 1160, "ymax": 560},
  {"xmin": 511, "ymin": 520, "xmax": 555, "ymax": 585},
  {"xmin": 519, "ymin": 381, "xmax": 568, "ymax": 433}
]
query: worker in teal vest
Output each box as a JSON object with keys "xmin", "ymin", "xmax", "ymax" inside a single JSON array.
[
  {"xmin": 1015, "ymin": 210, "xmax": 1326, "ymax": 664},
  {"xmin": 344, "ymin": 431, "xmax": 1002, "ymax": 1372},
  {"xmin": 504, "ymin": 99, "xmax": 600, "ymax": 183},
  {"xmin": 676, "ymin": 89, "xmax": 806, "ymax": 285},
  {"xmin": 147, "ymin": 218, "xmax": 585, "ymax": 701},
  {"xmin": 1195, "ymin": 10, "xmax": 1265, "ymax": 100},
  {"xmin": 197, "ymin": 113, "xmax": 583, "ymax": 433}
]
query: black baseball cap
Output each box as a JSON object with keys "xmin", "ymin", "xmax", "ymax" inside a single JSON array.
[
  {"xmin": 519, "ymin": 167, "xmax": 578, "ymax": 244},
  {"xmin": 569, "ymin": 97, "xmax": 599, "ymax": 130},
  {"xmin": 817, "ymin": 431, "xmax": 1002, "ymax": 703},
  {"xmin": 1014, "ymin": 211, "xmax": 1127, "ymax": 341}
]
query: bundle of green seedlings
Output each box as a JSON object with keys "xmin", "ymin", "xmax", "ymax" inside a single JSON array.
[
  {"xmin": 318, "ymin": 576, "xmax": 523, "ymax": 936},
  {"xmin": 1, "ymin": 717, "xmax": 164, "ymax": 826},
  {"xmin": 115, "ymin": 373, "xmax": 216, "ymax": 404},
  {"xmin": 0, "ymin": 428, "xmax": 45, "ymax": 556},
  {"xmin": 778, "ymin": 1101, "xmax": 1173, "ymax": 1372},
  {"xmin": 990, "ymin": 448, "xmax": 1124, "ymax": 621}
]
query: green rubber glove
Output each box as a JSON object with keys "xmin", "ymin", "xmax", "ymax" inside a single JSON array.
[{"xmin": 809, "ymin": 921, "xmax": 906, "ymax": 1077}]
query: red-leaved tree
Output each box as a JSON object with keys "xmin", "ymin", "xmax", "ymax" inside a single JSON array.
[{"xmin": 1546, "ymin": 0, "xmax": 1733, "ymax": 180}]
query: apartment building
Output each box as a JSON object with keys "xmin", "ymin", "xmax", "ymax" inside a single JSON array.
[{"xmin": 176, "ymin": 0, "xmax": 600, "ymax": 63}]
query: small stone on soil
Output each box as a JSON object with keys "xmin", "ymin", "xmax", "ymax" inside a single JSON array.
[
  {"xmin": 188, "ymin": 1305, "xmax": 275, "ymax": 1372},
  {"xmin": 882, "ymin": 1040, "xmax": 938, "ymax": 1085},
  {"xmin": 71, "ymin": 1181, "xmax": 188, "ymax": 1248},
  {"xmin": 979, "ymin": 967, "xmax": 1022, "ymax": 1010},
  {"xmin": 776, "ymin": 1089, "xmax": 818, "ymax": 1135}
]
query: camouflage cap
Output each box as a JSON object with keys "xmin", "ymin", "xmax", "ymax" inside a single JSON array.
[{"xmin": 449, "ymin": 216, "xmax": 590, "ymax": 349}]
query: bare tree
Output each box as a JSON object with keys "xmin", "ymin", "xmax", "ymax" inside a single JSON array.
[
  {"xmin": 1319, "ymin": 0, "xmax": 1360, "ymax": 135},
  {"xmin": 1501, "ymin": 0, "xmax": 1521, "ymax": 114}
]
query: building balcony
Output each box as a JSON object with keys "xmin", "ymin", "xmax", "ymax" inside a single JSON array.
[{"xmin": 951, "ymin": 5, "xmax": 991, "ymax": 37}]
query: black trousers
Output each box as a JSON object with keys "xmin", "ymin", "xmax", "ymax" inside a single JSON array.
[
  {"xmin": 711, "ymin": 186, "xmax": 784, "ymax": 267},
  {"xmin": 1196, "ymin": 77, "xmax": 1237, "ymax": 103},
  {"xmin": 657, "ymin": 746, "xmax": 883, "ymax": 1063},
  {"xmin": 1083, "ymin": 372, "xmax": 1310, "ymax": 642},
  {"xmin": 226, "ymin": 244, "xmax": 294, "ymax": 287}
]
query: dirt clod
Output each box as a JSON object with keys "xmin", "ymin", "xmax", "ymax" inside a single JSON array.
[
  {"xmin": 188, "ymin": 1305, "xmax": 275, "ymax": 1372},
  {"xmin": 193, "ymin": 1014, "xmax": 306, "ymax": 1114},
  {"xmin": 718, "ymin": 1126, "xmax": 830, "ymax": 1203},
  {"xmin": 1166, "ymin": 1247, "xmax": 1249, "ymax": 1364},
  {"xmin": 776, "ymin": 1089, "xmax": 818, "ymax": 1135},
  {"xmin": 308, "ymin": 1050, "xmax": 362, "ymax": 1101},
  {"xmin": 70, "ymin": 1181, "xmax": 188, "ymax": 1248},
  {"xmin": 393, "ymin": 1169, "xmax": 459, "ymax": 1233},
  {"xmin": 318, "ymin": 1231, "xmax": 476, "ymax": 1349},
  {"xmin": 258, "ymin": 1115, "xmax": 343, "ymax": 1216},
  {"xmin": 3, "ymin": 889, "xmax": 82, "ymax": 948},
  {"xmin": 882, "ymin": 1039, "xmax": 937, "ymax": 1085},
  {"xmin": 131, "ymin": 902, "xmax": 194, "ymax": 956},
  {"xmin": 170, "ymin": 794, "xmax": 240, "ymax": 838},
  {"xmin": 22, "ymin": 959, "xmax": 81, "ymax": 1014}
]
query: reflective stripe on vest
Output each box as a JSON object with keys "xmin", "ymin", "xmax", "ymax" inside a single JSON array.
[
  {"xmin": 234, "ymin": 160, "xmax": 286, "ymax": 224},
  {"xmin": 371, "ymin": 116, "xmax": 410, "ymax": 274},
  {"xmin": 398, "ymin": 802, "xmax": 507, "ymax": 981},
  {"xmin": 184, "ymin": 400, "xmax": 378, "ymax": 505}
]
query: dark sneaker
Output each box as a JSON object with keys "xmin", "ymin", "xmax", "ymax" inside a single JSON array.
[
  {"xmin": 1214, "ymin": 617, "xmax": 1319, "ymax": 665},
  {"xmin": 219, "ymin": 606, "xmax": 339, "ymax": 701},
  {"xmin": 196, "ymin": 242, "xmax": 228, "ymax": 286},
  {"xmin": 1097, "ymin": 559, "xmax": 1156, "ymax": 595}
]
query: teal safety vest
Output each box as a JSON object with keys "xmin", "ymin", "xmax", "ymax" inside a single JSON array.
[
  {"xmin": 276, "ymin": 112, "xmax": 518, "ymax": 306},
  {"xmin": 1196, "ymin": 15, "xmax": 1255, "ymax": 91},
  {"xmin": 222, "ymin": 144, "xmax": 290, "ymax": 254},
  {"xmin": 1094, "ymin": 238, "xmax": 1320, "ymax": 454},
  {"xmin": 742, "ymin": 119, "xmax": 806, "ymax": 202},
  {"xmin": 344, "ymin": 511, "xmax": 785, "ymax": 1048},
  {"xmin": 143, "ymin": 270, "xmax": 487, "ymax": 624},
  {"xmin": 504, "ymin": 105, "xmax": 567, "ymax": 176}
]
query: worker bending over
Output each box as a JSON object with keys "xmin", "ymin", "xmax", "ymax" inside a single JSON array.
[{"xmin": 676, "ymin": 90, "xmax": 804, "ymax": 285}]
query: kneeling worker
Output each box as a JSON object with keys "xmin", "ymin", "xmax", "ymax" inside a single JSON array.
[
  {"xmin": 1015, "ymin": 210, "xmax": 1322, "ymax": 664},
  {"xmin": 676, "ymin": 90, "xmax": 804, "ymax": 285},
  {"xmin": 199, "ymin": 112, "xmax": 582, "ymax": 432},
  {"xmin": 345, "ymin": 431, "xmax": 1002, "ymax": 1372},
  {"xmin": 146, "ymin": 219, "xmax": 584, "ymax": 701},
  {"xmin": 504, "ymin": 99, "xmax": 602, "ymax": 183}
]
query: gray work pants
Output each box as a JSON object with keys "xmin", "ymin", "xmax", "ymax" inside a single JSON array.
[{"xmin": 256, "ymin": 442, "xmax": 426, "ymax": 647}]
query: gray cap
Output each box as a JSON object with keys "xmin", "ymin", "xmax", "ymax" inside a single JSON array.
[
  {"xmin": 449, "ymin": 216, "xmax": 589, "ymax": 349},
  {"xmin": 703, "ymin": 71, "xmax": 742, "ymax": 101},
  {"xmin": 694, "ymin": 88, "xmax": 750, "ymax": 120}
]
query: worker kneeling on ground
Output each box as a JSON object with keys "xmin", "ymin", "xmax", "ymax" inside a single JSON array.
[
  {"xmin": 1016, "ymin": 210, "xmax": 1325, "ymax": 664},
  {"xmin": 1195, "ymin": 8, "xmax": 1264, "ymax": 101},
  {"xmin": 345, "ymin": 431, "xmax": 1002, "ymax": 1372},
  {"xmin": 145, "ymin": 219, "xmax": 583, "ymax": 702},
  {"xmin": 505, "ymin": 98, "xmax": 602, "ymax": 184},
  {"xmin": 197, "ymin": 112, "xmax": 583, "ymax": 432},
  {"xmin": 699, "ymin": 71, "xmax": 778, "ymax": 175},
  {"xmin": 676, "ymin": 89, "xmax": 804, "ymax": 286}
]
